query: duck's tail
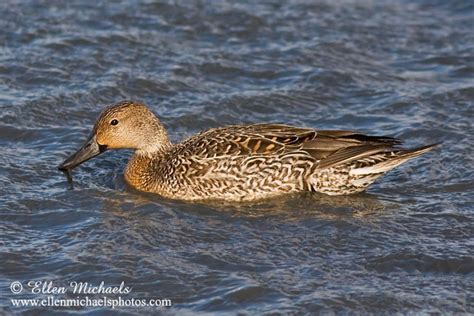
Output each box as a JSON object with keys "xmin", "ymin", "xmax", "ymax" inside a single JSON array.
[
  {"xmin": 349, "ymin": 143, "xmax": 439, "ymax": 177},
  {"xmin": 312, "ymin": 143, "xmax": 439, "ymax": 195}
]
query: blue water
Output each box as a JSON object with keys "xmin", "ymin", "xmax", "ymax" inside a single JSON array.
[{"xmin": 1, "ymin": 0, "xmax": 473, "ymax": 314}]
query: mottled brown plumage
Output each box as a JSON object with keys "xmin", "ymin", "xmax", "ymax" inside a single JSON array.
[{"xmin": 59, "ymin": 101, "xmax": 438, "ymax": 201}]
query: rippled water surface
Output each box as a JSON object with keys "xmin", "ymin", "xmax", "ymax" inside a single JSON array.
[{"xmin": 1, "ymin": 0, "xmax": 473, "ymax": 314}]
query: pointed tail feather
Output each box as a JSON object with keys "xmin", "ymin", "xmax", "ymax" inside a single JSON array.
[
  {"xmin": 349, "ymin": 143, "xmax": 439, "ymax": 176},
  {"xmin": 398, "ymin": 143, "xmax": 440, "ymax": 159}
]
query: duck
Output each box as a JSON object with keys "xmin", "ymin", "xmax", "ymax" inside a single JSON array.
[{"xmin": 58, "ymin": 100, "xmax": 438, "ymax": 201}]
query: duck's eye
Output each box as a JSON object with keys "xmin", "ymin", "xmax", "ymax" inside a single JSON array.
[{"xmin": 110, "ymin": 119, "xmax": 119, "ymax": 126}]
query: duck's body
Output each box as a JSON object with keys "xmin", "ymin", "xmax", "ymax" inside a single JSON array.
[{"xmin": 59, "ymin": 101, "xmax": 437, "ymax": 201}]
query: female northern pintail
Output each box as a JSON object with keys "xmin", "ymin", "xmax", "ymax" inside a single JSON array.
[{"xmin": 58, "ymin": 101, "xmax": 437, "ymax": 201}]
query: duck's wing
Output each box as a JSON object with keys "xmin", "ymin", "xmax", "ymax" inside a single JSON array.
[
  {"xmin": 178, "ymin": 124, "xmax": 402, "ymax": 168},
  {"xmin": 177, "ymin": 124, "xmax": 317, "ymax": 157}
]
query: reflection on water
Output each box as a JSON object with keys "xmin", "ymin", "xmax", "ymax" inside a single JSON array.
[
  {"xmin": 194, "ymin": 193, "xmax": 387, "ymax": 219},
  {"xmin": 0, "ymin": 0, "xmax": 473, "ymax": 314}
]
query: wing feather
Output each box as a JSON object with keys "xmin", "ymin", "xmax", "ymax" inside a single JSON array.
[{"xmin": 176, "ymin": 124, "xmax": 402, "ymax": 169}]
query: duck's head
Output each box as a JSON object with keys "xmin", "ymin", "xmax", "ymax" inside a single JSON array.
[{"xmin": 58, "ymin": 100, "xmax": 170, "ymax": 171}]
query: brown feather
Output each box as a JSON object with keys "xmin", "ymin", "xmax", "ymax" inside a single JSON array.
[{"xmin": 177, "ymin": 124, "xmax": 403, "ymax": 166}]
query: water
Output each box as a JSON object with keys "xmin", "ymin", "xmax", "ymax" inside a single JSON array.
[{"xmin": 1, "ymin": 0, "xmax": 473, "ymax": 314}]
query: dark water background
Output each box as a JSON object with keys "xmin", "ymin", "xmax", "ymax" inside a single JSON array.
[{"xmin": 1, "ymin": 0, "xmax": 473, "ymax": 314}]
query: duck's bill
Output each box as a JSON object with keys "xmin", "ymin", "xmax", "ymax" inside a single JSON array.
[{"xmin": 58, "ymin": 135, "xmax": 107, "ymax": 171}]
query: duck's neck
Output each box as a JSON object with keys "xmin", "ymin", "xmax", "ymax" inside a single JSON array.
[
  {"xmin": 135, "ymin": 140, "xmax": 172, "ymax": 157},
  {"xmin": 124, "ymin": 121, "xmax": 175, "ymax": 193}
]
